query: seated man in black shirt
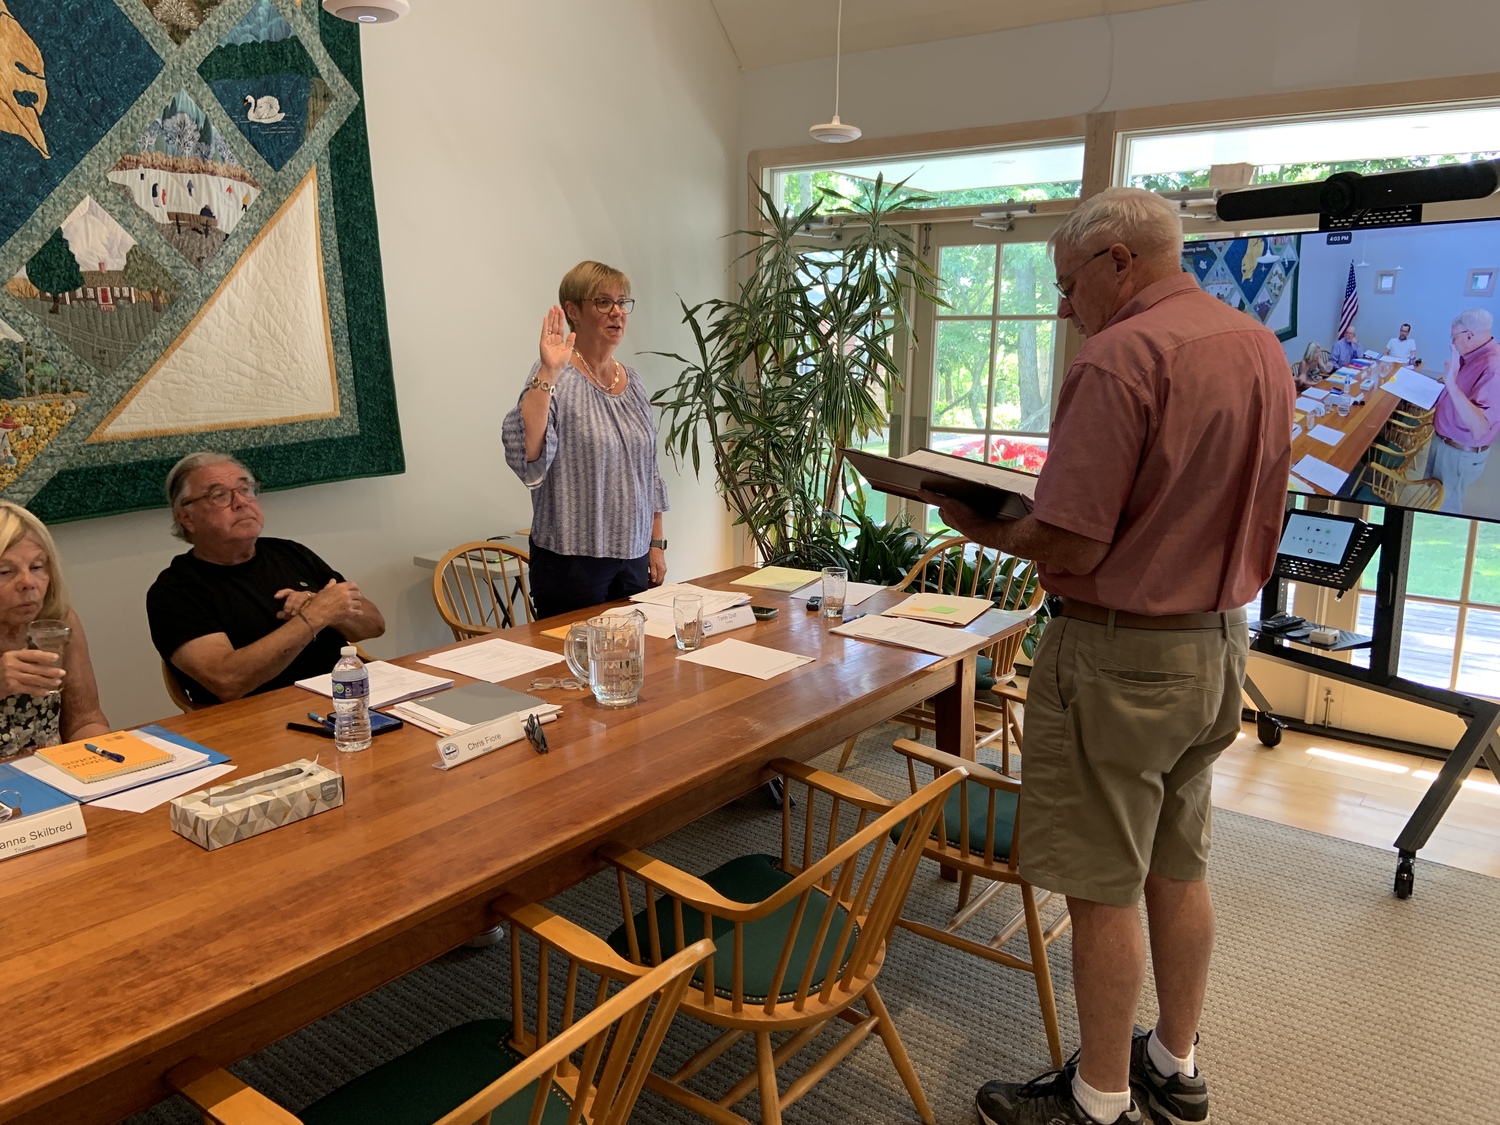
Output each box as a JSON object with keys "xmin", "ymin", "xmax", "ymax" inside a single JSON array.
[{"xmin": 147, "ymin": 452, "xmax": 386, "ymax": 705}]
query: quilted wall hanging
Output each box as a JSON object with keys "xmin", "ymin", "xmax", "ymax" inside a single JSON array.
[
  {"xmin": 1182, "ymin": 234, "xmax": 1302, "ymax": 342},
  {"xmin": 0, "ymin": 0, "xmax": 402, "ymax": 523}
]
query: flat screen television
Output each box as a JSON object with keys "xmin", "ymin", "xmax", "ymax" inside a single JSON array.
[{"xmin": 1182, "ymin": 216, "xmax": 1500, "ymax": 526}]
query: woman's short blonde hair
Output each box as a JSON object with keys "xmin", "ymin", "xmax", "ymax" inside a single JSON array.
[
  {"xmin": 559, "ymin": 261, "xmax": 631, "ymax": 331},
  {"xmin": 0, "ymin": 501, "xmax": 68, "ymax": 621}
]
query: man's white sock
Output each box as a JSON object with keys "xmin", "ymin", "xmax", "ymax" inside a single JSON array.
[
  {"xmin": 1147, "ymin": 1027, "xmax": 1195, "ymax": 1078},
  {"xmin": 1071, "ymin": 1071, "xmax": 1132, "ymax": 1123}
]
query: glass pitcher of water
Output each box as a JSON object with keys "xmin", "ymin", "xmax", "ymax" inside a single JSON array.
[{"xmin": 564, "ymin": 611, "xmax": 646, "ymax": 707}]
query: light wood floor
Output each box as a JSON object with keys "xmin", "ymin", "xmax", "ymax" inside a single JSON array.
[{"xmin": 1214, "ymin": 722, "xmax": 1500, "ymax": 879}]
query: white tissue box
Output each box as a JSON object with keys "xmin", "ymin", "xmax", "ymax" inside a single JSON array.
[{"xmin": 169, "ymin": 759, "xmax": 343, "ymax": 851}]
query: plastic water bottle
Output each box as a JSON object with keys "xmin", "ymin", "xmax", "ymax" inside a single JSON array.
[{"xmin": 331, "ymin": 645, "xmax": 371, "ymax": 753}]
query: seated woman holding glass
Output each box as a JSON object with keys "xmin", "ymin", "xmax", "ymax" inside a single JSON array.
[
  {"xmin": 1294, "ymin": 342, "xmax": 1335, "ymax": 392},
  {"xmin": 0, "ymin": 502, "xmax": 108, "ymax": 756}
]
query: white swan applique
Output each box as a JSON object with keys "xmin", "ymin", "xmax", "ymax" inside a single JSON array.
[{"xmin": 242, "ymin": 95, "xmax": 285, "ymax": 124}]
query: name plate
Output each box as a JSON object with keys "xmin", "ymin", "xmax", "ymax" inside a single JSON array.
[
  {"xmin": 700, "ymin": 605, "xmax": 755, "ymax": 638},
  {"xmin": 433, "ymin": 708, "xmax": 558, "ymax": 771}
]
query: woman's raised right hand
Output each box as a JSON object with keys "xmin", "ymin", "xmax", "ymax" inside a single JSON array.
[
  {"xmin": 0, "ymin": 648, "xmax": 64, "ymax": 697},
  {"xmin": 538, "ymin": 305, "xmax": 575, "ymax": 378}
]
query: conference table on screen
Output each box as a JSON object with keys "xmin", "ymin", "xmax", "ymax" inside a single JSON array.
[
  {"xmin": 0, "ymin": 567, "xmax": 1026, "ymax": 1125},
  {"xmin": 1291, "ymin": 358, "xmax": 1404, "ymax": 495}
]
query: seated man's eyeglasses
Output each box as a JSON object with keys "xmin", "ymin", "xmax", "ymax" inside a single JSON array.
[
  {"xmin": 590, "ymin": 296, "xmax": 636, "ymax": 313},
  {"xmin": 183, "ymin": 481, "xmax": 261, "ymax": 508}
]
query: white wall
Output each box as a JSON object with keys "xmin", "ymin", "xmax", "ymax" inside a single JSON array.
[
  {"xmin": 744, "ymin": 0, "xmax": 1500, "ymax": 151},
  {"xmin": 51, "ymin": 0, "xmax": 742, "ymax": 729}
]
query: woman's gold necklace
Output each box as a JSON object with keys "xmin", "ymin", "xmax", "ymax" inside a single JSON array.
[{"xmin": 572, "ymin": 349, "xmax": 621, "ymax": 392}]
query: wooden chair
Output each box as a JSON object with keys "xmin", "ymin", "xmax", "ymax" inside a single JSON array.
[
  {"xmin": 434, "ymin": 541, "xmax": 534, "ymax": 640},
  {"xmin": 886, "ymin": 738, "xmax": 1070, "ymax": 1068},
  {"xmin": 166, "ymin": 899, "xmax": 713, "ymax": 1125},
  {"xmin": 838, "ymin": 536, "xmax": 1043, "ymax": 775},
  {"xmin": 161, "ymin": 659, "xmax": 201, "ymax": 713},
  {"xmin": 602, "ymin": 760, "xmax": 964, "ymax": 1125},
  {"xmin": 1364, "ymin": 461, "xmax": 1444, "ymax": 509}
]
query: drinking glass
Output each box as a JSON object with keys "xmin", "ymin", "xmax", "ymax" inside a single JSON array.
[
  {"xmin": 1336, "ymin": 397, "xmax": 1352, "ymax": 417},
  {"xmin": 27, "ymin": 617, "xmax": 69, "ymax": 692},
  {"xmin": 821, "ymin": 567, "xmax": 847, "ymax": 619},
  {"xmin": 673, "ymin": 594, "xmax": 704, "ymax": 651}
]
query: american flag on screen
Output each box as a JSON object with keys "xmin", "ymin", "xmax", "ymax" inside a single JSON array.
[{"xmin": 1337, "ymin": 261, "xmax": 1359, "ymax": 339}]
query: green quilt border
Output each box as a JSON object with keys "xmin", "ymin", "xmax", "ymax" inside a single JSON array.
[{"xmin": 27, "ymin": 8, "xmax": 404, "ymax": 525}]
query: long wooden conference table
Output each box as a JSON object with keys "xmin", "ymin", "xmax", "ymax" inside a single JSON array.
[{"xmin": 1, "ymin": 568, "xmax": 1023, "ymax": 1125}]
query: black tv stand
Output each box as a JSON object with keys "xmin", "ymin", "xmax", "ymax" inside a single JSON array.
[{"xmin": 1247, "ymin": 505, "xmax": 1500, "ymax": 898}]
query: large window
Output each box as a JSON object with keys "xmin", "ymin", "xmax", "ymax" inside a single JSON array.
[{"xmin": 772, "ymin": 141, "xmax": 1083, "ymax": 214}]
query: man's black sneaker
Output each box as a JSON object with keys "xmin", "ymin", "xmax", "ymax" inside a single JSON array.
[
  {"xmin": 976, "ymin": 1063, "xmax": 1143, "ymax": 1125},
  {"xmin": 1129, "ymin": 1028, "xmax": 1210, "ymax": 1125}
]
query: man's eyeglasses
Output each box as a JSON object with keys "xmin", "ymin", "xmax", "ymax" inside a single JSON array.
[
  {"xmin": 589, "ymin": 296, "xmax": 635, "ymax": 313},
  {"xmin": 182, "ymin": 481, "xmax": 260, "ymax": 508},
  {"xmin": 1053, "ymin": 246, "xmax": 1134, "ymax": 300},
  {"xmin": 523, "ymin": 712, "xmax": 549, "ymax": 755}
]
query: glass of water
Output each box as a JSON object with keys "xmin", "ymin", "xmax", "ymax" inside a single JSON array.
[
  {"xmin": 821, "ymin": 567, "xmax": 847, "ymax": 619},
  {"xmin": 673, "ymin": 594, "xmax": 704, "ymax": 651},
  {"xmin": 564, "ymin": 612, "xmax": 646, "ymax": 708}
]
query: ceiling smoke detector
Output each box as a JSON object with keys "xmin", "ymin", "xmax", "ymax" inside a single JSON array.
[
  {"xmin": 809, "ymin": 0, "xmax": 860, "ymax": 143},
  {"xmin": 322, "ymin": 0, "xmax": 409, "ymax": 23}
]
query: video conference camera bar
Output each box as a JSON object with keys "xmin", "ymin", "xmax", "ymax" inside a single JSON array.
[{"xmin": 1214, "ymin": 158, "xmax": 1500, "ymax": 230}]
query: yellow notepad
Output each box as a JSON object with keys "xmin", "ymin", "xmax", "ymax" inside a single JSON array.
[
  {"xmin": 34, "ymin": 731, "xmax": 174, "ymax": 784},
  {"xmin": 883, "ymin": 593, "xmax": 994, "ymax": 627},
  {"xmin": 731, "ymin": 566, "xmax": 825, "ymax": 593}
]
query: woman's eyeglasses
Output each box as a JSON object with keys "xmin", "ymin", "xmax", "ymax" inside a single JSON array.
[
  {"xmin": 589, "ymin": 297, "xmax": 635, "ymax": 313},
  {"xmin": 529, "ymin": 677, "xmax": 587, "ymax": 691}
]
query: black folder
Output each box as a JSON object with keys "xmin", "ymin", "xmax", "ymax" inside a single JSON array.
[{"xmin": 841, "ymin": 447, "xmax": 1038, "ymax": 521}]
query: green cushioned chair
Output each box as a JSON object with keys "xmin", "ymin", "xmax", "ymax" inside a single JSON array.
[
  {"xmin": 893, "ymin": 776, "xmax": 1018, "ymax": 859},
  {"xmin": 602, "ymin": 758, "xmax": 962, "ymax": 1125},
  {"xmin": 607, "ymin": 853, "xmax": 854, "ymax": 1003},
  {"xmin": 888, "ymin": 740, "xmax": 1070, "ymax": 1069},
  {"xmin": 167, "ymin": 903, "xmax": 713, "ymax": 1125},
  {"xmin": 299, "ymin": 1019, "xmax": 570, "ymax": 1125}
]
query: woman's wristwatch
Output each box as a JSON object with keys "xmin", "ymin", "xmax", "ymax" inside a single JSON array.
[{"xmin": 650, "ymin": 539, "xmax": 668, "ymax": 550}]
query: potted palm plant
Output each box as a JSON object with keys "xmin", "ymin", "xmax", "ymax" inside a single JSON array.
[{"xmin": 652, "ymin": 175, "xmax": 944, "ymax": 569}]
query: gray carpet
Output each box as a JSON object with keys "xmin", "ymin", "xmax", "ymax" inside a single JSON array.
[{"xmin": 126, "ymin": 722, "xmax": 1500, "ymax": 1125}]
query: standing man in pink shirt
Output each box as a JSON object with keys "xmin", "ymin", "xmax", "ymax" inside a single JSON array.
[
  {"xmin": 1427, "ymin": 308, "xmax": 1499, "ymax": 514},
  {"xmin": 929, "ymin": 188, "xmax": 1293, "ymax": 1125}
]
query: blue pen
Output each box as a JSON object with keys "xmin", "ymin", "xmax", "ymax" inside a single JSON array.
[
  {"xmin": 842, "ymin": 612, "xmax": 867, "ymax": 624},
  {"xmin": 307, "ymin": 711, "xmax": 334, "ymax": 728},
  {"xmin": 84, "ymin": 742, "xmax": 126, "ymax": 763}
]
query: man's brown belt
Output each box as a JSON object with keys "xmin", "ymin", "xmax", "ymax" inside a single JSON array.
[
  {"xmin": 1439, "ymin": 433, "xmax": 1492, "ymax": 455},
  {"xmin": 1056, "ymin": 598, "xmax": 1243, "ymax": 631}
]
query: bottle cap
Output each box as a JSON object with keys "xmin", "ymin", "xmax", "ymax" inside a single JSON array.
[{"xmin": 341, "ymin": 645, "xmax": 356, "ymax": 655}]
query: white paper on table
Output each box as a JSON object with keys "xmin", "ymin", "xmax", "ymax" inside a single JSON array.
[
  {"xmin": 604, "ymin": 603, "xmax": 676, "ymax": 639},
  {"xmin": 1295, "ymin": 396, "xmax": 1326, "ymax": 416},
  {"xmin": 831, "ymin": 614, "xmax": 982, "ymax": 657},
  {"xmin": 1301, "ymin": 387, "xmax": 1331, "ymax": 400},
  {"xmin": 299, "ymin": 661, "xmax": 453, "ymax": 707},
  {"xmin": 676, "ymin": 638, "xmax": 814, "ymax": 680},
  {"xmin": 11, "ymin": 734, "xmax": 211, "ymax": 800},
  {"xmin": 631, "ymin": 583, "xmax": 750, "ymax": 616},
  {"xmin": 1291, "ymin": 455, "xmax": 1350, "ymax": 496},
  {"xmin": 417, "ymin": 638, "xmax": 563, "ymax": 681},
  {"xmin": 1381, "ymin": 367, "xmax": 1443, "ymax": 410},
  {"xmin": 1288, "ymin": 474, "xmax": 1313, "ymax": 493},
  {"xmin": 789, "ymin": 579, "xmax": 886, "ymax": 607},
  {"xmin": 1307, "ymin": 424, "xmax": 1345, "ymax": 447},
  {"xmin": 90, "ymin": 763, "xmax": 238, "ymax": 812}
]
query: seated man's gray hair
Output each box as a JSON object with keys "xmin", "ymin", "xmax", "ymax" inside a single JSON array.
[
  {"xmin": 165, "ymin": 451, "xmax": 254, "ymax": 542},
  {"xmin": 1048, "ymin": 186, "xmax": 1184, "ymax": 262},
  {"xmin": 1453, "ymin": 308, "xmax": 1494, "ymax": 337}
]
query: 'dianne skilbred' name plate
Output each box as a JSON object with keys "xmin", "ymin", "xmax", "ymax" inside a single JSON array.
[{"xmin": 0, "ymin": 764, "xmax": 86, "ymax": 861}]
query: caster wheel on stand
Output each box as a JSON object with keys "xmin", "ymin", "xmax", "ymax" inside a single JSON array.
[
  {"xmin": 1256, "ymin": 712, "xmax": 1285, "ymax": 747},
  {"xmin": 1394, "ymin": 854, "xmax": 1415, "ymax": 899}
]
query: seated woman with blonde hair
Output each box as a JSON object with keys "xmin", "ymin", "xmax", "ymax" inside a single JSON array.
[{"xmin": 0, "ymin": 502, "xmax": 108, "ymax": 756}]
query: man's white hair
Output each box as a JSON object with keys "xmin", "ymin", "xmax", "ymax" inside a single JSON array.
[
  {"xmin": 1453, "ymin": 308, "xmax": 1494, "ymax": 337},
  {"xmin": 1048, "ymin": 187, "xmax": 1183, "ymax": 262}
]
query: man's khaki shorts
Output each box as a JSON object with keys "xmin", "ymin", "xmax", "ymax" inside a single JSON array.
[{"xmin": 1017, "ymin": 611, "xmax": 1248, "ymax": 907}]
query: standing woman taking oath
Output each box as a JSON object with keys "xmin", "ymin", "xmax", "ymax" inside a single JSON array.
[{"xmin": 502, "ymin": 261, "xmax": 669, "ymax": 620}]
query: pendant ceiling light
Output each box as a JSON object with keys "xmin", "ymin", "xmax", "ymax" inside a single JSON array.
[{"xmin": 809, "ymin": 0, "xmax": 860, "ymax": 143}]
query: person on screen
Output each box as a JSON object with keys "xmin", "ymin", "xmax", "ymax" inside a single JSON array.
[
  {"xmin": 146, "ymin": 453, "xmax": 386, "ymax": 705},
  {"xmin": 1330, "ymin": 325, "xmax": 1360, "ymax": 368},
  {"xmin": 1386, "ymin": 322, "xmax": 1420, "ymax": 365},
  {"xmin": 1294, "ymin": 342, "xmax": 1333, "ymax": 391},
  {"xmin": 926, "ymin": 188, "xmax": 1292, "ymax": 1125},
  {"xmin": 1427, "ymin": 309, "xmax": 1499, "ymax": 514}
]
